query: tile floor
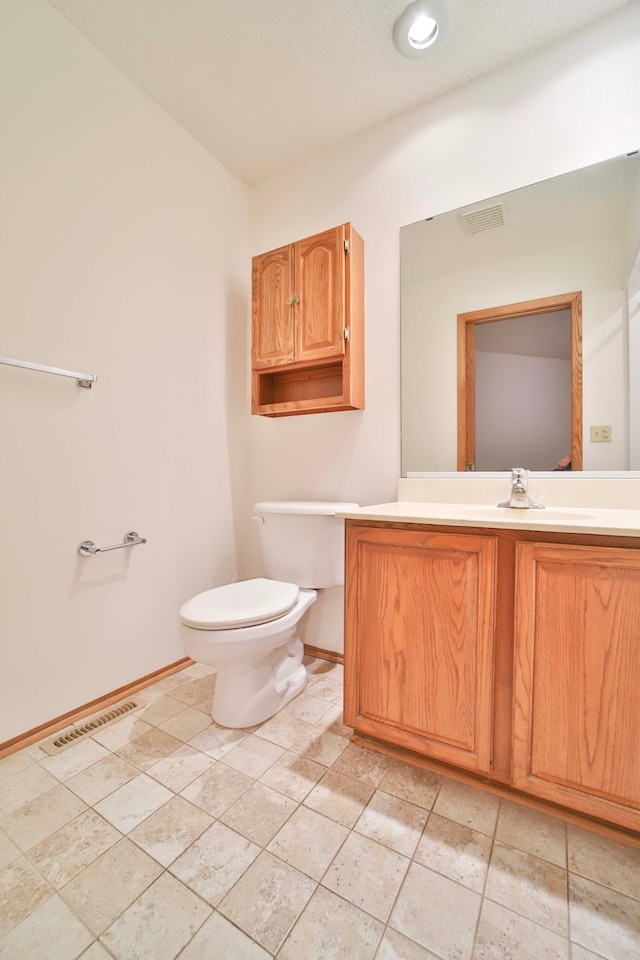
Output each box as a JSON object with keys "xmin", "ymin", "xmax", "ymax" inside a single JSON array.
[{"xmin": 1, "ymin": 658, "xmax": 640, "ymax": 959}]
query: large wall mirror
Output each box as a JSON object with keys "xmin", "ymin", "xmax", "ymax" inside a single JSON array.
[{"xmin": 400, "ymin": 152, "xmax": 640, "ymax": 476}]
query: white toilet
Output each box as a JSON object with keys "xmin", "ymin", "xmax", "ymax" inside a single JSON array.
[{"xmin": 179, "ymin": 501, "xmax": 357, "ymax": 728}]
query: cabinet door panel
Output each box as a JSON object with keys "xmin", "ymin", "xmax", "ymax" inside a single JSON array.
[
  {"xmin": 252, "ymin": 245, "xmax": 294, "ymax": 368},
  {"xmin": 345, "ymin": 526, "xmax": 496, "ymax": 774},
  {"xmin": 513, "ymin": 542, "xmax": 640, "ymax": 828},
  {"xmin": 295, "ymin": 226, "xmax": 345, "ymax": 362}
]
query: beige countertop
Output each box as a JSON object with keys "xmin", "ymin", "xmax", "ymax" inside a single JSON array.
[{"xmin": 337, "ymin": 501, "xmax": 640, "ymax": 537}]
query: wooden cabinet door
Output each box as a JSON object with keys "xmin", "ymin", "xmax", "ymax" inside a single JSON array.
[
  {"xmin": 513, "ymin": 542, "xmax": 640, "ymax": 831},
  {"xmin": 294, "ymin": 226, "xmax": 346, "ymax": 363},
  {"xmin": 252, "ymin": 244, "xmax": 295, "ymax": 368},
  {"xmin": 344, "ymin": 525, "xmax": 496, "ymax": 775}
]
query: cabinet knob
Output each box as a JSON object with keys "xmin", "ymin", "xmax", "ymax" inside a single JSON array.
[{"xmin": 286, "ymin": 296, "xmax": 300, "ymax": 305}]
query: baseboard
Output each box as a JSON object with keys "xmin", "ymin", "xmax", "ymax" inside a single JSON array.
[
  {"xmin": 0, "ymin": 657, "xmax": 193, "ymax": 759},
  {"xmin": 304, "ymin": 644, "xmax": 344, "ymax": 664}
]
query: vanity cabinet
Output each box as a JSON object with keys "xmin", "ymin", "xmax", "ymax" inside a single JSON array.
[
  {"xmin": 251, "ymin": 223, "xmax": 364, "ymax": 416},
  {"xmin": 512, "ymin": 541, "xmax": 640, "ymax": 828},
  {"xmin": 343, "ymin": 524, "xmax": 497, "ymax": 775},
  {"xmin": 344, "ymin": 520, "xmax": 640, "ymax": 833}
]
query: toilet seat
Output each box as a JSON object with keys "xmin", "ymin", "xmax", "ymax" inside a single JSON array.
[{"xmin": 179, "ymin": 577, "xmax": 300, "ymax": 630}]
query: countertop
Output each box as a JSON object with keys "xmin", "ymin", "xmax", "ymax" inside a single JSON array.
[{"xmin": 336, "ymin": 501, "xmax": 640, "ymax": 537}]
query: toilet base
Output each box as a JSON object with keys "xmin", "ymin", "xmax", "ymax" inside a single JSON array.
[{"xmin": 211, "ymin": 637, "xmax": 307, "ymax": 728}]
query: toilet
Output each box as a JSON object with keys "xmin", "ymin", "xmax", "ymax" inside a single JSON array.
[{"xmin": 179, "ymin": 501, "xmax": 357, "ymax": 728}]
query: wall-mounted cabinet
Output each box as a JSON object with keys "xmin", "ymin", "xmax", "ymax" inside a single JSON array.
[
  {"xmin": 251, "ymin": 223, "xmax": 364, "ymax": 416},
  {"xmin": 345, "ymin": 520, "xmax": 640, "ymax": 834}
]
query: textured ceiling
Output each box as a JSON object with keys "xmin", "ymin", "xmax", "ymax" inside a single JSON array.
[{"xmin": 48, "ymin": 0, "xmax": 635, "ymax": 184}]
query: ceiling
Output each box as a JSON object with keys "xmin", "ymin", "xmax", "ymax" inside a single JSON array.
[{"xmin": 48, "ymin": 0, "xmax": 635, "ymax": 185}]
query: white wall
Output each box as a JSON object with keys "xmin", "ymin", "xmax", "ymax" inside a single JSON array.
[
  {"xmin": 247, "ymin": 4, "xmax": 640, "ymax": 647},
  {"xmin": 0, "ymin": 0, "xmax": 248, "ymax": 742},
  {"xmin": 475, "ymin": 352, "xmax": 571, "ymax": 471}
]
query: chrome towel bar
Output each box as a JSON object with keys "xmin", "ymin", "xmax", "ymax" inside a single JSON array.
[
  {"xmin": 0, "ymin": 355, "xmax": 97, "ymax": 388},
  {"xmin": 78, "ymin": 531, "xmax": 147, "ymax": 557}
]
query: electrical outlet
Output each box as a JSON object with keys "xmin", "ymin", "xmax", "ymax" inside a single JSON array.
[{"xmin": 590, "ymin": 425, "xmax": 612, "ymax": 442}]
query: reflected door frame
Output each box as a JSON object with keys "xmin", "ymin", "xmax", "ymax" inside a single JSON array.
[{"xmin": 457, "ymin": 292, "xmax": 583, "ymax": 471}]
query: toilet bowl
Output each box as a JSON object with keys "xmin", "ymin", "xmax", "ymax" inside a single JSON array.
[{"xmin": 179, "ymin": 501, "xmax": 357, "ymax": 728}]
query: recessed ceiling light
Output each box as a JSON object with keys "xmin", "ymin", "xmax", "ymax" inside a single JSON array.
[{"xmin": 393, "ymin": 0, "xmax": 451, "ymax": 59}]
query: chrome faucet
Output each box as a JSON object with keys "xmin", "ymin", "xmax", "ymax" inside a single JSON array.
[{"xmin": 497, "ymin": 468, "xmax": 545, "ymax": 510}]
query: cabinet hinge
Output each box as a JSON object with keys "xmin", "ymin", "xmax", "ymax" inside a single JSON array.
[
  {"xmin": 344, "ymin": 238, "xmax": 350, "ymax": 254},
  {"xmin": 344, "ymin": 327, "xmax": 350, "ymax": 342}
]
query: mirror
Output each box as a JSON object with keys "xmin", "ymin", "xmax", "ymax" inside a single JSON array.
[{"xmin": 401, "ymin": 152, "xmax": 640, "ymax": 475}]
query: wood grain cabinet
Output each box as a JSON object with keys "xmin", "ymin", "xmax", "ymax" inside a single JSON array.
[
  {"xmin": 344, "ymin": 524, "xmax": 497, "ymax": 775},
  {"xmin": 512, "ymin": 542, "xmax": 640, "ymax": 831},
  {"xmin": 344, "ymin": 520, "xmax": 640, "ymax": 833},
  {"xmin": 251, "ymin": 223, "xmax": 364, "ymax": 416}
]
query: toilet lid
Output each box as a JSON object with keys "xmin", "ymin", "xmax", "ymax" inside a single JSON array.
[{"xmin": 180, "ymin": 578, "xmax": 300, "ymax": 630}]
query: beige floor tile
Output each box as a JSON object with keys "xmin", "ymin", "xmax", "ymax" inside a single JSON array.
[
  {"xmin": 496, "ymin": 799, "xmax": 567, "ymax": 868},
  {"xmin": 40, "ymin": 739, "xmax": 111, "ymax": 782},
  {"xmin": 128, "ymin": 795, "xmax": 212, "ymax": 866},
  {"xmin": 267, "ymin": 805, "xmax": 349, "ymax": 880},
  {"xmin": 305, "ymin": 769, "xmax": 375, "ymax": 828},
  {"xmin": 116, "ymin": 727, "xmax": 183, "ymax": 771},
  {"xmin": 432, "ymin": 779, "xmax": 499, "ymax": 837},
  {"xmin": 569, "ymin": 873, "xmax": 640, "ymax": 960},
  {"xmin": 61, "ymin": 837, "xmax": 162, "ymax": 935},
  {"xmin": 180, "ymin": 662, "xmax": 216, "ymax": 679},
  {"xmin": 259, "ymin": 750, "xmax": 326, "ymax": 802},
  {"xmin": 218, "ymin": 850, "xmax": 316, "ymax": 954},
  {"xmin": 280, "ymin": 884, "xmax": 383, "ymax": 959},
  {"xmin": 138, "ymin": 674, "xmax": 189, "ymax": 698},
  {"xmin": 290, "ymin": 728, "xmax": 350, "ymax": 766},
  {"xmin": 254, "ymin": 711, "xmax": 316, "ymax": 749},
  {"xmin": 169, "ymin": 677, "xmax": 214, "ymax": 706},
  {"xmin": 414, "ymin": 812, "xmax": 492, "ymax": 893},
  {"xmin": 169, "ymin": 821, "xmax": 260, "ymax": 905},
  {"xmin": 0, "ymin": 895, "xmax": 92, "ymax": 960},
  {"xmin": 571, "ymin": 945, "xmax": 609, "ymax": 960},
  {"xmin": 390, "ymin": 861, "xmax": 481, "ymax": 959},
  {"xmin": 283, "ymin": 692, "xmax": 333, "ymax": 723},
  {"xmin": 486, "ymin": 840, "xmax": 568, "ymax": 936},
  {"xmin": 220, "ymin": 781, "xmax": 297, "ymax": 846},
  {"xmin": 319, "ymin": 709, "xmax": 354, "ymax": 742},
  {"xmin": 157, "ymin": 706, "xmax": 212, "ymax": 742},
  {"xmin": 180, "ymin": 763, "xmax": 252, "ymax": 817},
  {"xmin": 145, "ymin": 744, "xmax": 214, "ymax": 793},
  {"xmin": 29, "ymin": 809, "xmax": 120, "ymax": 888},
  {"xmin": 0, "ymin": 855, "xmax": 52, "ymax": 937},
  {"xmin": 0, "ymin": 763, "xmax": 58, "ymax": 819},
  {"xmin": 90, "ymin": 715, "xmax": 153, "ymax": 751},
  {"xmin": 179, "ymin": 912, "xmax": 270, "ymax": 959},
  {"xmin": 134, "ymin": 694, "xmax": 186, "ymax": 727},
  {"xmin": 0, "ymin": 831, "xmax": 20, "ymax": 870},
  {"xmin": 323, "ymin": 831, "xmax": 410, "ymax": 921},
  {"xmin": 187, "ymin": 722, "xmax": 248, "ymax": 759},
  {"xmin": 355, "ymin": 790, "xmax": 428, "ymax": 858},
  {"xmin": 78, "ymin": 944, "xmax": 112, "ymax": 960},
  {"xmin": 474, "ymin": 898, "xmax": 569, "ymax": 959},
  {"xmin": 0, "ymin": 751, "xmax": 33, "ymax": 784},
  {"xmin": 65, "ymin": 754, "xmax": 139, "ymax": 806},
  {"xmin": 222, "ymin": 734, "xmax": 285, "ymax": 778},
  {"xmin": 305, "ymin": 676, "xmax": 343, "ymax": 703},
  {"xmin": 1, "ymin": 784, "xmax": 86, "ymax": 851},
  {"xmin": 332, "ymin": 742, "xmax": 391, "ymax": 786},
  {"xmin": 193, "ymin": 692, "xmax": 214, "ymax": 715},
  {"xmin": 377, "ymin": 760, "xmax": 442, "ymax": 810},
  {"xmin": 568, "ymin": 825, "xmax": 640, "ymax": 901},
  {"xmin": 94, "ymin": 774, "xmax": 172, "ymax": 833},
  {"xmin": 375, "ymin": 926, "xmax": 442, "ymax": 959},
  {"xmin": 101, "ymin": 873, "xmax": 210, "ymax": 960}
]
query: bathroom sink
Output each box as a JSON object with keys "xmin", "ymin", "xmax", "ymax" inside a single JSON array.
[{"xmin": 437, "ymin": 505, "xmax": 596, "ymax": 523}]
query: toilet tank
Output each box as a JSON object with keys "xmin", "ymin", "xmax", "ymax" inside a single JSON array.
[{"xmin": 254, "ymin": 501, "xmax": 358, "ymax": 589}]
